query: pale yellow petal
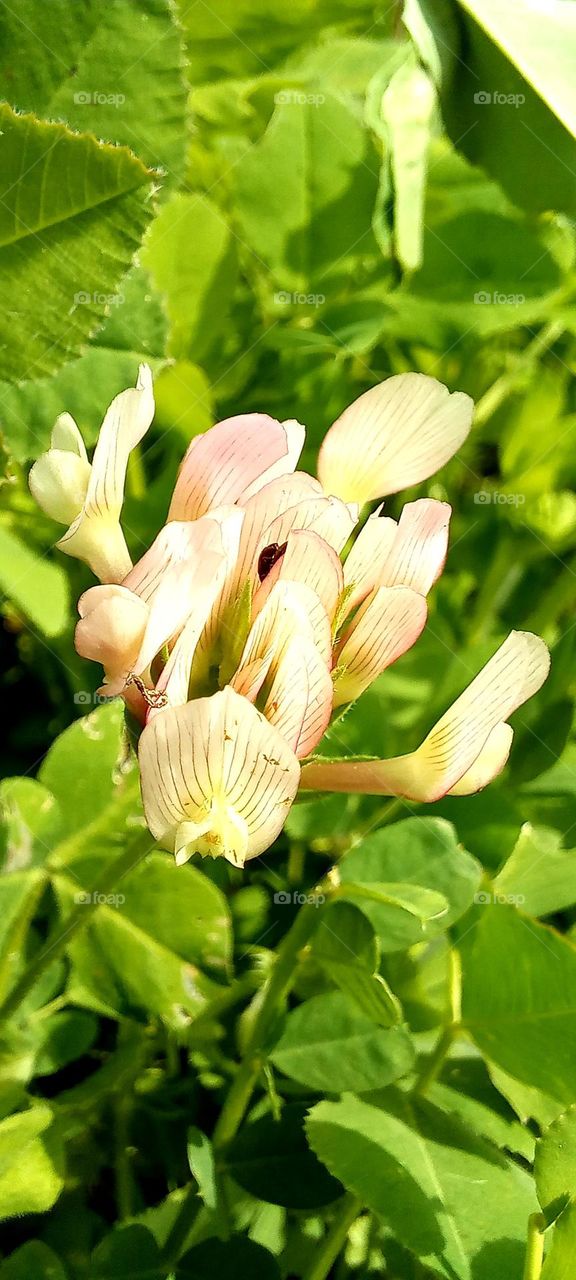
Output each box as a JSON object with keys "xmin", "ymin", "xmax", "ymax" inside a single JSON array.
[
  {"xmin": 263, "ymin": 635, "xmax": 333, "ymax": 758},
  {"xmin": 301, "ymin": 631, "xmax": 549, "ymax": 801},
  {"xmin": 318, "ymin": 373, "xmax": 473, "ymax": 504},
  {"xmin": 333, "ymin": 585, "xmax": 427, "ymax": 706},
  {"xmin": 57, "ymin": 364, "xmax": 155, "ymax": 582},
  {"xmin": 139, "ymin": 688, "xmax": 300, "ymax": 867}
]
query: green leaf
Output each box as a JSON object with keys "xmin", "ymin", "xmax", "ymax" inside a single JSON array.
[
  {"xmin": 0, "ymin": 0, "xmax": 188, "ymax": 184},
  {"xmin": 312, "ymin": 902, "xmax": 401, "ymax": 1026},
  {"xmin": 0, "ymin": 527, "xmax": 70, "ymax": 636},
  {"xmin": 428, "ymin": 1071, "xmax": 535, "ymax": 1162},
  {"xmin": 0, "ymin": 345, "xmax": 161, "ymax": 463},
  {"xmin": 494, "ymin": 824, "xmax": 576, "ymax": 917},
  {"xmin": 0, "ymin": 1242, "xmax": 67, "ymax": 1280},
  {"xmin": 541, "ymin": 1201, "xmax": 576, "ymax": 1280},
  {"xmin": 176, "ymin": 1237, "xmax": 281, "ymax": 1280},
  {"xmin": 434, "ymin": 1, "xmax": 576, "ymax": 216},
  {"xmin": 341, "ymin": 881, "xmax": 449, "ymax": 922},
  {"xmin": 270, "ymin": 991, "xmax": 414, "ymax": 1092},
  {"xmin": 57, "ymin": 853, "xmax": 232, "ymax": 1027},
  {"xmin": 33, "ymin": 1010, "xmax": 98, "ymax": 1076},
  {"xmin": 457, "ymin": 0, "xmax": 576, "ymax": 136},
  {"xmin": 91, "ymin": 1225, "xmax": 163, "ymax": 1279},
  {"xmin": 382, "ymin": 59, "xmax": 436, "ymax": 271},
  {"xmin": 338, "ymin": 818, "xmax": 481, "ymax": 952},
  {"xmin": 233, "ymin": 94, "xmax": 380, "ymax": 290},
  {"xmin": 39, "ymin": 702, "xmax": 139, "ymax": 847},
  {"xmin": 0, "ymin": 869, "xmax": 47, "ymax": 1003},
  {"xmin": 0, "ymin": 778, "xmax": 62, "ymax": 871},
  {"xmin": 143, "ymin": 194, "xmax": 237, "ymax": 362},
  {"xmin": 461, "ymin": 904, "xmax": 576, "ymax": 1103},
  {"xmin": 0, "ymin": 1105, "xmax": 64, "ymax": 1220},
  {"xmin": 307, "ymin": 1091, "xmax": 537, "ymax": 1279},
  {"xmin": 0, "ymin": 104, "xmax": 152, "ymax": 384},
  {"xmin": 226, "ymin": 1103, "xmax": 343, "ymax": 1209},
  {"xmin": 535, "ymin": 1105, "xmax": 576, "ymax": 1222},
  {"xmin": 187, "ymin": 1127, "xmax": 219, "ymax": 1212}
]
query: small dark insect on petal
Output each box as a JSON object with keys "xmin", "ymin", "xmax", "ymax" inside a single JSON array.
[
  {"xmin": 257, "ymin": 541, "xmax": 287, "ymax": 582},
  {"xmin": 126, "ymin": 673, "xmax": 168, "ymax": 708}
]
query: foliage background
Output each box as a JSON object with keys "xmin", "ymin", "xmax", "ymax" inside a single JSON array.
[{"xmin": 1, "ymin": 1, "xmax": 576, "ymax": 1276}]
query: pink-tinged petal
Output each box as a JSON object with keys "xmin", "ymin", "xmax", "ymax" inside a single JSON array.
[
  {"xmin": 301, "ymin": 631, "xmax": 549, "ymax": 800},
  {"xmin": 258, "ymin": 494, "xmax": 357, "ymax": 558},
  {"xmin": 343, "ymin": 511, "xmax": 398, "ymax": 611},
  {"xmin": 333, "ymin": 586, "xmax": 427, "ymax": 706},
  {"xmin": 75, "ymin": 585, "xmax": 149, "ymax": 687},
  {"xmin": 57, "ymin": 364, "xmax": 154, "ymax": 582},
  {"xmin": 342, "ymin": 500, "xmax": 451, "ymax": 613},
  {"xmin": 139, "ymin": 688, "xmax": 300, "ymax": 867},
  {"xmin": 318, "ymin": 373, "xmax": 473, "ymax": 504},
  {"xmin": 263, "ymin": 636, "xmax": 333, "ymax": 758},
  {"xmin": 239, "ymin": 420, "xmax": 306, "ymax": 499},
  {"xmin": 253, "ymin": 529, "xmax": 344, "ymax": 622},
  {"xmin": 168, "ymin": 414, "xmax": 306, "ymax": 522},
  {"xmin": 130, "ymin": 514, "xmax": 235, "ymax": 675},
  {"xmin": 382, "ymin": 500, "xmax": 451, "ymax": 595},
  {"xmin": 231, "ymin": 650, "xmax": 276, "ymax": 701},
  {"xmin": 234, "ymin": 581, "xmax": 332, "ymax": 691},
  {"xmin": 218, "ymin": 473, "xmax": 323, "ymax": 605},
  {"xmin": 153, "ymin": 567, "xmax": 235, "ymax": 710}
]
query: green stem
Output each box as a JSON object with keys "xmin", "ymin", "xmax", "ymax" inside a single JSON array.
[
  {"xmin": 303, "ymin": 1194, "xmax": 363, "ymax": 1280},
  {"xmin": 114, "ymin": 1093, "xmax": 134, "ymax": 1220},
  {"xmin": 523, "ymin": 1213, "xmax": 546, "ymax": 1280},
  {"xmin": 0, "ymin": 830, "xmax": 155, "ymax": 1027},
  {"xmin": 161, "ymin": 896, "xmax": 324, "ymax": 1268},
  {"xmin": 414, "ymin": 947, "xmax": 461, "ymax": 1095},
  {"xmin": 350, "ymin": 797, "xmax": 406, "ymax": 844},
  {"xmin": 213, "ymin": 897, "xmax": 321, "ymax": 1148},
  {"xmin": 474, "ymin": 319, "xmax": 565, "ymax": 428}
]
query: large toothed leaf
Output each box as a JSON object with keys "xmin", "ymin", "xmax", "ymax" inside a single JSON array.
[
  {"xmin": 0, "ymin": 0, "xmax": 188, "ymax": 184},
  {"xmin": 0, "ymin": 105, "xmax": 153, "ymax": 383}
]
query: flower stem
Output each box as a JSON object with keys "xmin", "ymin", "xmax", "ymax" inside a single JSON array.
[
  {"xmin": 303, "ymin": 1194, "xmax": 363, "ymax": 1280},
  {"xmin": 523, "ymin": 1213, "xmax": 546, "ymax": 1280},
  {"xmin": 213, "ymin": 897, "xmax": 321, "ymax": 1148},
  {"xmin": 414, "ymin": 946, "xmax": 461, "ymax": 1095},
  {"xmin": 161, "ymin": 895, "xmax": 324, "ymax": 1268},
  {"xmin": 0, "ymin": 829, "xmax": 155, "ymax": 1027}
]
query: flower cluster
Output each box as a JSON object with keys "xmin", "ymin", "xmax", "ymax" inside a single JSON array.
[{"xmin": 30, "ymin": 366, "xmax": 549, "ymax": 867}]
